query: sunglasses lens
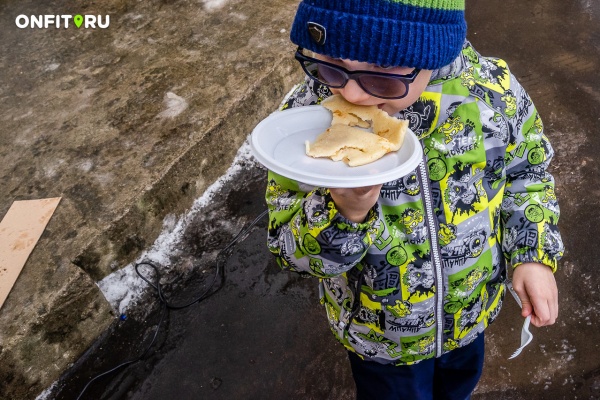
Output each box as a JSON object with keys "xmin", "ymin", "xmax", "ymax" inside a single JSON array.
[
  {"xmin": 299, "ymin": 61, "xmax": 343, "ymax": 88},
  {"xmin": 296, "ymin": 50, "xmax": 416, "ymax": 99},
  {"xmin": 359, "ymin": 75, "xmax": 408, "ymax": 99},
  {"xmin": 316, "ymin": 64, "xmax": 346, "ymax": 88},
  {"xmin": 300, "ymin": 60, "xmax": 318, "ymax": 76}
]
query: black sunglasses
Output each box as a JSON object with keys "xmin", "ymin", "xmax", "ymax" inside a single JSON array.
[{"xmin": 295, "ymin": 47, "xmax": 421, "ymax": 100}]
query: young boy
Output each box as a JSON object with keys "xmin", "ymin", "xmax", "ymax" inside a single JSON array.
[{"xmin": 266, "ymin": 1, "xmax": 564, "ymax": 398}]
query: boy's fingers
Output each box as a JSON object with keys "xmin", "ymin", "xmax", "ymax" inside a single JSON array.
[
  {"xmin": 513, "ymin": 284, "xmax": 532, "ymax": 318},
  {"xmin": 529, "ymin": 294, "xmax": 557, "ymax": 327},
  {"xmin": 516, "ymin": 284, "xmax": 553, "ymax": 325},
  {"xmin": 542, "ymin": 287, "xmax": 559, "ymax": 326},
  {"xmin": 512, "ymin": 263, "xmax": 559, "ymax": 327},
  {"xmin": 521, "ymin": 304, "xmax": 532, "ymax": 319},
  {"xmin": 551, "ymin": 294, "xmax": 559, "ymax": 322},
  {"xmin": 529, "ymin": 298, "xmax": 549, "ymax": 327},
  {"xmin": 538, "ymin": 285, "xmax": 559, "ymax": 326}
]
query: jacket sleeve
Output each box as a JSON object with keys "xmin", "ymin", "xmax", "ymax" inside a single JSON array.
[
  {"xmin": 267, "ymin": 79, "xmax": 381, "ymax": 277},
  {"xmin": 500, "ymin": 74, "xmax": 564, "ymax": 272},
  {"xmin": 266, "ymin": 171, "xmax": 381, "ymax": 278}
]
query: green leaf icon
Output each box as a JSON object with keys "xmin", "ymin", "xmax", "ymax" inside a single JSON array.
[{"xmin": 73, "ymin": 14, "xmax": 84, "ymax": 28}]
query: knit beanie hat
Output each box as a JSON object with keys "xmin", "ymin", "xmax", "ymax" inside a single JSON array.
[{"xmin": 290, "ymin": 0, "xmax": 467, "ymax": 70}]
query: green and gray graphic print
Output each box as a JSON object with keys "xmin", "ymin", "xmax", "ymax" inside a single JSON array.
[{"xmin": 267, "ymin": 41, "xmax": 564, "ymax": 365}]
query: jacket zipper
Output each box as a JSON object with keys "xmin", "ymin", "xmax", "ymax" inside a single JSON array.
[{"xmin": 417, "ymin": 155, "xmax": 445, "ymax": 357}]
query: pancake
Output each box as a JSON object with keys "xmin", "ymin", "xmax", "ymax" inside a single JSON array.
[{"xmin": 305, "ymin": 95, "xmax": 408, "ymax": 166}]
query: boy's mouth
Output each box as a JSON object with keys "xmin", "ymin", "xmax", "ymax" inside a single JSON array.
[{"xmin": 377, "ymin": 104, "xmax": 385, "ymax": 110}]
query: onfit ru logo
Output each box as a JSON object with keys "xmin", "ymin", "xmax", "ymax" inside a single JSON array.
[{"xmin": 15, "ymin": 14, "xmax": 110, "ymax": 29}]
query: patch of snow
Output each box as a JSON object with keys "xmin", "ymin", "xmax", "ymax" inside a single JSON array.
[
  {"xmin": 97, "ymin": 264, "xmax": 147, "ymax": 314},
  {"xmin": 230, "ymin": 12, "xmax": 248, "ymax": 21},
  {"xmin": 125, "ymin": 13, "xmax": 144, "ymax": 21},
  {"xmin": 157, "ymin": 92, "xmax": 188, "ymax": 119},
  {"xmin": 44, "ymin": 63, "xmax": 60, "ymax": 72},
  {"xmin": 77, "ymin": 159, "xmax": 94, "ymax": 173},
  {"xmin": 13, "ymin": 110, "xmax": 33, "ymax": 121},
  {"xmin": 43, "ymin": 159, "xmax": 66, "ymax": 179},
  {"xmin": 35, "ymin": 382, "xmax": 57, "ymax": 400},
  {"xmin": 97, "ymin": 140, "xmax": 256, "ymax": 313},
  {"xmin": 530, "ymin": 338, "xmax": 578, "ymax": 384},
  {"xmin": 203, "ymin": 0, "xmax": 228, "ymax": 11}
]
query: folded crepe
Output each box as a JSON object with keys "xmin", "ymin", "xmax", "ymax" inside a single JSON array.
[{"xmin": 305, "ymin": 95, "xmax": 408, "ymax": 167}]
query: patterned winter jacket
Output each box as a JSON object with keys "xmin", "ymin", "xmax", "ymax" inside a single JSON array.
[{"xmin": 266, "ymin": 41, "xmax": 564, "ymax": 365}]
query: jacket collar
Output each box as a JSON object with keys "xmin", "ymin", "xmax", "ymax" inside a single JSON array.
[
  {"xmin": 396, "ymin": 41, "xmax": 472, "ymax": 140},
  {"xmin": 429, "ymin": 41, "xmax": 469, "ymax": 83}
]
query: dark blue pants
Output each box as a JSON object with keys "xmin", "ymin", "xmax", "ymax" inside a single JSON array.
[{"xmin": 348, "ymin": 333, "xmax": 485, "ymax": 400}]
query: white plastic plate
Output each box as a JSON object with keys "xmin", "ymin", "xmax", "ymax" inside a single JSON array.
[{"xmin": 251, "ymin": 105, "xmax": 423, "ymax": 188}]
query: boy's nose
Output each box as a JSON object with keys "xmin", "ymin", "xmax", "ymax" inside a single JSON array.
[{"xmin": 336, "ymin": 79, "xmax": 372, "ymax": 105}]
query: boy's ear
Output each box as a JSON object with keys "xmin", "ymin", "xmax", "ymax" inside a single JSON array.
[{"xmin": 307, "ymin": 22, "xmax": 326, "ymax": 46}]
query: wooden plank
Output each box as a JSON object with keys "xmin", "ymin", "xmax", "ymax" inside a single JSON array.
[{"xmin": 0, "ymin": 198, "xmax": 61, "ymax": 310}]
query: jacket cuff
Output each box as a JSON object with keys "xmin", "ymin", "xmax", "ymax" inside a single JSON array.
[{"xmin": 510, "ymin": 247, "xmax": 558, "ymax": 273}]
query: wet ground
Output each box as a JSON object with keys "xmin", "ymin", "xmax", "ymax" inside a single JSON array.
[
  {"xmin": 35, "ymin": 0, "xmax": 600, "ymax": 399},
  {"xmin": 47, "ymin": 162, "xmax": 357, "ymax": 400}
]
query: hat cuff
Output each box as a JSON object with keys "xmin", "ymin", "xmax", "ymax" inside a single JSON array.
[{"xmin": 290, "ymin": 2, "xmax": 467, "ymax": 70}]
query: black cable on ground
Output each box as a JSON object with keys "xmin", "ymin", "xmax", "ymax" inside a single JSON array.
[{"xmin": 75, "ymin": 209, "xmax": 268, "ymax": 400}]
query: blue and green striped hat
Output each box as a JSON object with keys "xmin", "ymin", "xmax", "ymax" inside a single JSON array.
[{"xmin": 290, "ymin": 0, "xmax": 466, "ymax": 70}]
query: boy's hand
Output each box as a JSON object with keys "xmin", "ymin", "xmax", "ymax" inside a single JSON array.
[
  {"xmin": 512, "ymin": 262, "xmax": 558, "ymax": 327},
  {"xmin": 329, "ymin": 185, "xmax": 382, "ymax": 223}
]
